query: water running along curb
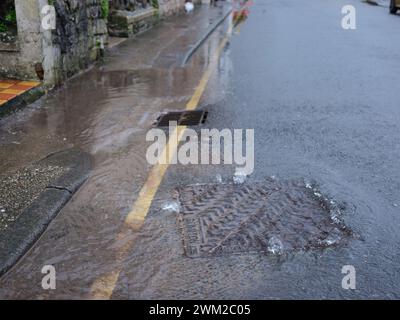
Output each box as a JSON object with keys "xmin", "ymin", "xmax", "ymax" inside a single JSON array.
[
  {"xmin": 181, "ymin": 6, "xmax": 233, "ymax": 67},
  {"xmin": 0, "ymin": 148, "xmax": 92, "ymax": 277}
]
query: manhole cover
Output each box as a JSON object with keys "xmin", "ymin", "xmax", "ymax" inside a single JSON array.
[
  {"xmin": 177, "ymin": 178, "xmax": 353, "ymax": 258},
  {"xmin": 155, "ymin": 110, "xmax": 208, "ymax": 127}
]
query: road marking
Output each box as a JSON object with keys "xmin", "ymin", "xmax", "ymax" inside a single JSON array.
[{"xmin": 90, "ymin": 28, "xmax": 232, "ymax": 300}]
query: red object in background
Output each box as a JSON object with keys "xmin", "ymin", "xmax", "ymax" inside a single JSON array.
[{"xmin": 233, "ymin": 8, "xmax": 249, "ymax": 25}]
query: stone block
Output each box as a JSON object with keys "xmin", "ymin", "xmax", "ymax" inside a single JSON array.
[{"xmin": 108, "ymin": 7, "xmax": 158, "ymax": 37}]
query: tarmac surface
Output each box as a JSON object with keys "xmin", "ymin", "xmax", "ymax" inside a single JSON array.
[{"xmin": 0, "ymin": 1, "xmax": 399, "ymax": 299}]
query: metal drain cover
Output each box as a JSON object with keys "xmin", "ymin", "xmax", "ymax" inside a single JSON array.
[
  {"xmin": 178, "ymin": 178, "xmax": 352, "ymax": 258},
  {"xmin": 155, "ymin": 110, "xmax": 208, "ymax": 127}
]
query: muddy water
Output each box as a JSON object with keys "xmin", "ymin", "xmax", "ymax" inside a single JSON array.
[
  {"xmin": 0, "ymin": 7, "xmax": 231, "ymax": 299},
  {"xmin": 177, "ymin": 178, "xmax": 354, "ymax": 258}
]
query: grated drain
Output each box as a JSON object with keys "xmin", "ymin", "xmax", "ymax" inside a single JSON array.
[
  {"xmin": 155, "ymin": 110, "xmax": 208, "ymax": 127},
  {"xmin": 177, "ymin": 178, "xmax": 353, "ymax": 258}
]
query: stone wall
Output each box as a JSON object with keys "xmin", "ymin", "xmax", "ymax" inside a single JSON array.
[
  {"xmin": 109, "ymin": 0, "xmax": 189, "ymax": 15},
  {"xmin": 111, "ymin": 0, "xmax": 150, "ymax": 11},
  {"xmin": 108, "ymin": 0, "xmax": 200, "ymax": 37},
  {"xmin": 0, "ymin": 0, "xmax": 108, "ymax": 85},
  {"xmin": 158, "ymin": 0, "xmax": 186, "ymax": 16},
  {"xmin": 0, "ymin": 0, "xmax": 43, "ymax": 80},
  {"xmin": 50, "ymin": 0, "xmax": 108, "ymax": 81},
  {"xmin": 0, "ymin": 0, "xmax": 199, "ymax": 85},
  {"xmin": 108, "ymin": 2, "xmax": 157, "ymax": 38}
]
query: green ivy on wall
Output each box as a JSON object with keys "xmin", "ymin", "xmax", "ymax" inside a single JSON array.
[
  {"xmin": 0, "ymin": 7, "xmax": 16, "ymax": 33},
  {"xmin": 151, "ymin": 0, "xmax": 159, "ymax": 9},
  {"xmin": 101, "ymin": 0, "xmax": 110, "ymax": 19}
]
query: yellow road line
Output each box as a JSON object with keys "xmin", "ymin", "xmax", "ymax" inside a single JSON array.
[{"xmin": 90, "ymin": 30, "xmax": 231, "ymax": 300}]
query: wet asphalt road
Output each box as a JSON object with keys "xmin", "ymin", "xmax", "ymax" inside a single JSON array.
[{"xmin": 1, "ymin": 0, "xmax": 400, "ymax": 299}]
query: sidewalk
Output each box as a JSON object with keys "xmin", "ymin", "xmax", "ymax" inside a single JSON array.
[
  {"xmin": 0, "ymin": 3, "xmax": 233, "ymax": 292},
  {"xmin": 0, "ymin": 80, "xmax": 40, "ymax": 106},
  {"xmin": 0, "ymin": 79, "xmax": 43, "ymax": 117},
  {"xmin": 0, "ymin": 4, "xmax": 229, "ymax": 118}
]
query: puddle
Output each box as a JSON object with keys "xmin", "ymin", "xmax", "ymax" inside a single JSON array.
[
  {"xmin": 178, "ymin": 178, "xmax": 354, "ymax": 258},
  {"xmin": 0, "ymin": 5, "xmax": 233, "ymax": 299}
]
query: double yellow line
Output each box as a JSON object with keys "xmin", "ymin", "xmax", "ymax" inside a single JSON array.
[{"xmin": 89, "ymin": 28, "xmax": 232, "ymax": 300}]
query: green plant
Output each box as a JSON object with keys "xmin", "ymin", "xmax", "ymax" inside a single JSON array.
[
  {"xmin": 5, "ymin": 8, "xmax": 16, "ymax": 24},
  {"xmin": 0, "ymin": 1, "xmax": 17, "ymax": 34},
  {"xmin": 101, "ymin": 0, "xmax": 109, "ymax": 19},
  {"xmin": 0, "ymin": 7, "xmax": 16, "ymax": 33},
  {"xmin": 0, "ymin": 22, "xmax": 7, "ymax": 33},
  {"xmin": 151, "ymin": 0, "xmax": 159, "ymax": 9}
]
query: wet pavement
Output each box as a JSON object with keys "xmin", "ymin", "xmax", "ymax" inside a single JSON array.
[{"xmin": 0, "ymin": 0, "xmax": 400, "ymax": 299}]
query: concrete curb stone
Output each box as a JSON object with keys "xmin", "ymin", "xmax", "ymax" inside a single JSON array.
[{"xmin": 0, "ymin": 148, "xmax": 92, "ymax": 276}]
